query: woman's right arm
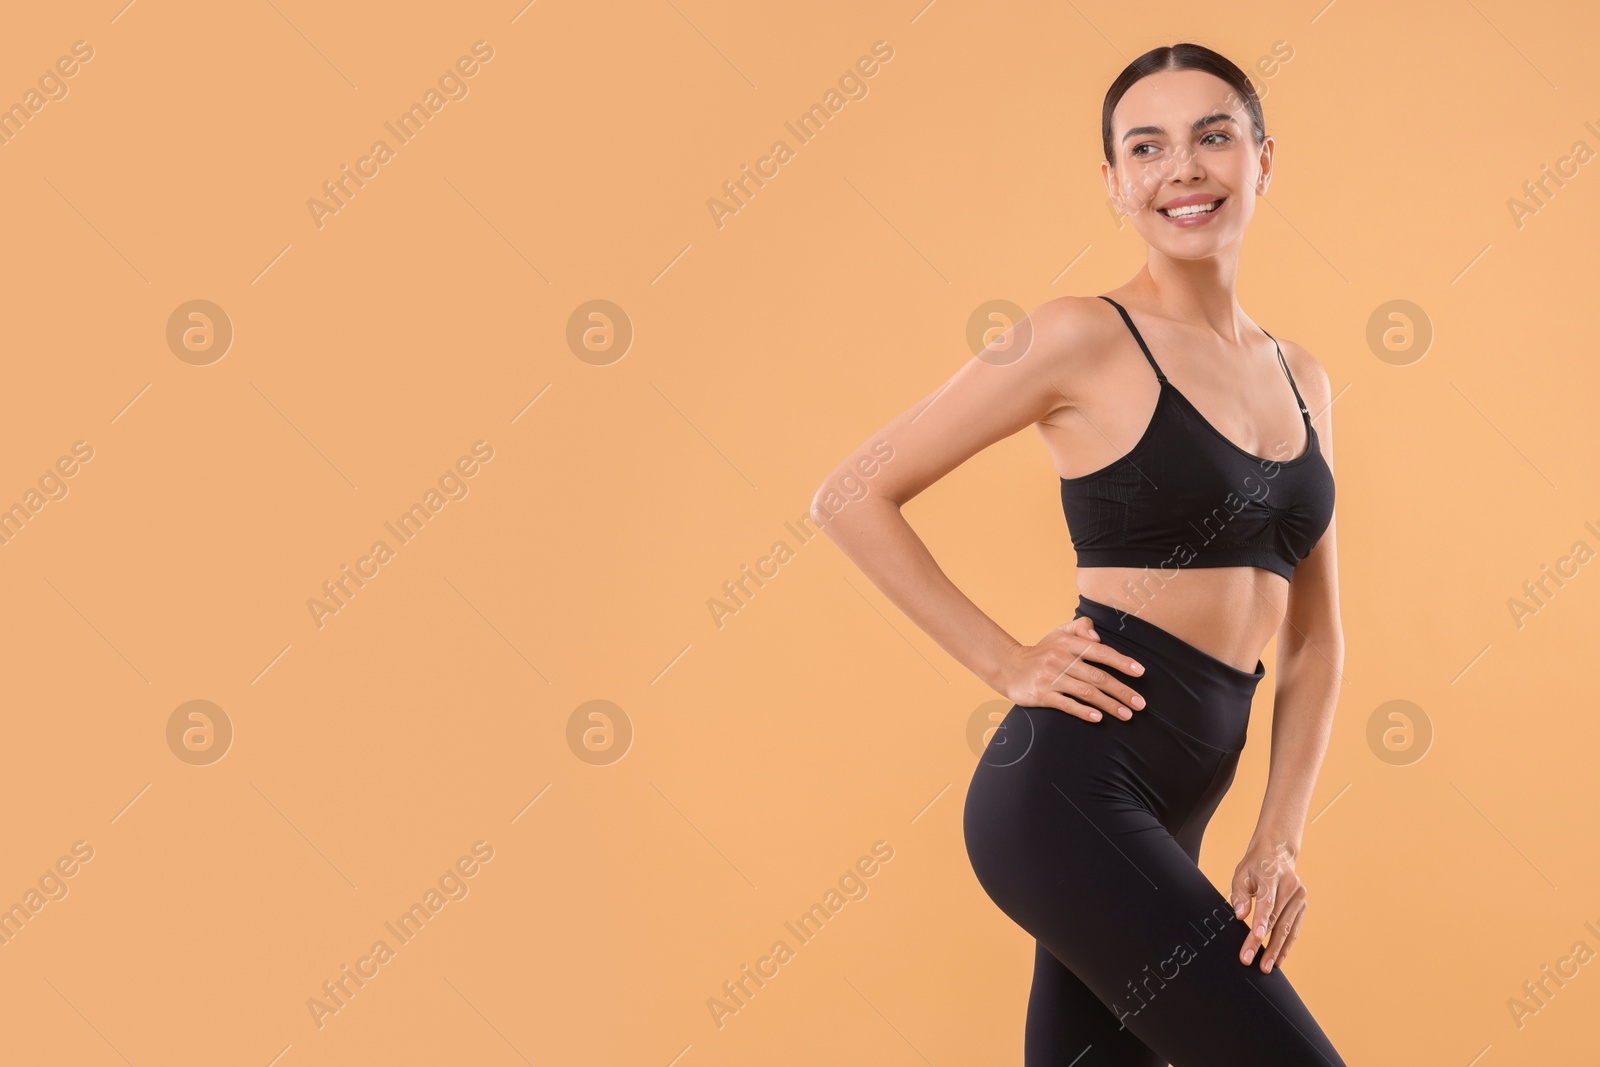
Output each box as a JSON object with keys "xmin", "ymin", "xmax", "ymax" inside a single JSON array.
[{"xmin": 810, "ymin": 296, "xmax": 1146, "ymax": 721}]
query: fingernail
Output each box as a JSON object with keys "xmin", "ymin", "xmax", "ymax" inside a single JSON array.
[
  {"xmin": 1129, "ymin": 661, "xmax": 1143, "ymax": 674},
  {"xmin": 1117, "ymin": 706, "xmax": 1130, "ymax": 718},
  {"xmin": 1255, "ymin": 925, "xmax": 1266, "ymax": 938},
  {"xmin": 1132, "ymin": 695, "xmax": 1146, "ymax": 708},
  {"xmin": 1090, "ymin": 711, "xmax": 1102, "ymax": 721}
]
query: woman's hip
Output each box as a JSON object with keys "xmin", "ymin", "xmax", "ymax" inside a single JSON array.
[{"xmin": 1071, "ymin": 593, "xmax": 1264, "ymax": 754}]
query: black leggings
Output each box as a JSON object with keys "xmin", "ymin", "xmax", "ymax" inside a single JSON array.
[{"xmin": 964, "ymin": 595, "xmax": 1347, "ymax": 1066}]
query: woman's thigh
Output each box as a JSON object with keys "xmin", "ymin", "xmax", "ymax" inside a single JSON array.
[
  {"xmin": 965, "ymin": 704, "xmax": 1347, "ymax": 1066},
  {"xmin": 1025, "ymin": 939, "xmax": 1165, "ymax": 1067}
]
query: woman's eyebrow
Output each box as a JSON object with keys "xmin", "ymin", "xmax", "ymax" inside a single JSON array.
[{"xmin": 1121, "ymin": 113, "xmax": 1238, "ymax": 142}]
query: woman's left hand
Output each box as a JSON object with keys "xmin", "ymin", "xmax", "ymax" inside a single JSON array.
[{"xmin": 1229, "ymin": 838, "xmax": 1305, "ymax": 974}]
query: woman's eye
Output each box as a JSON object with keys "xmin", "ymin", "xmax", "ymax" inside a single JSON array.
[{"xmin": 1129, "ymin": 129, "xmax": 1231, "ymax": 158}]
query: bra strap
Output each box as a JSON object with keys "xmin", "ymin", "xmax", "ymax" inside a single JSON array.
[
  {"xmin": 1262, "ymin": 330, "xmax": 1310, "ymax": 415},
  {"xmin": 1097, "ymin": 295, "xmax": 1167, "ymax": 384}
]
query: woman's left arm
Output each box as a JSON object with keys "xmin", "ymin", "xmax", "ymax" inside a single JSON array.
[{"xmin": 1231, "ymin": 343, "xmax": 1346, "ymax": 975}]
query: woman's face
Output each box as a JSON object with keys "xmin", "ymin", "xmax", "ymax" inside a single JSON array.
[{"xmin": 1101, "ymin": 68, "xmax": 1272, "ymax": 259}]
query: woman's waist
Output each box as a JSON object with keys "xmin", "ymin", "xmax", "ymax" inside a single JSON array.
[
  {"xmin": 1073, "ymin": 571, "xmax": 1284, "ymax": 674},
  {"xmin": 1072, "ymin": 593, "xmax": 1267, "ymax": 715},
  {"xmin": 1064, "ymin": 598, "xmax": 1262, "ymax": 754}
]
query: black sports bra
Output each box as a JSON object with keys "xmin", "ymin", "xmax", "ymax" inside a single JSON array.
[{"xmin": 1058, "ymin": 296, "xmax": 1335, "ymax": 581}]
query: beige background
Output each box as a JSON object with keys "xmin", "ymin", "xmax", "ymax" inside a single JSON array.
[{"xmin": 0, "ymin": 0, "xmax": 1595, "ymax": 1063}]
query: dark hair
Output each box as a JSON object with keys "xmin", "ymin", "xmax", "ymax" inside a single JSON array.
[{"xmin": 1101, "ymin": 43, "xmax": 1266, "ymax": 165}]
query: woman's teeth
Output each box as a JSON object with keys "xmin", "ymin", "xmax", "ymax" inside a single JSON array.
[{"xmin": 1160, "ymin": 199, "xmax": 1222, "ymax": 218}]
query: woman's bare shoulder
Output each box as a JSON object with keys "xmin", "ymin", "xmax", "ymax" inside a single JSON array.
[
  {"xmin": 1272, "ymin": 335, "xmax": 1332, "ymax": 412},
  {"xmin": 1016, "ymin": 294, "xmax": 1129, "ymax": 401},
  {"xmin": 1025, "ymin": 293, "xmax": 1120, "ymax": 339}
]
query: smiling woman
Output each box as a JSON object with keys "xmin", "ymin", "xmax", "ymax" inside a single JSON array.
[{"xmin": 816, "ymin": 39, "xmax": 1349, "ymax": 1067}]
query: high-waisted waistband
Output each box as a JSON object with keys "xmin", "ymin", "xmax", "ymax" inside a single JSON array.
[{"xmin": 1073, "ymin": 594, "xmax": 1266, "ymax": 752}]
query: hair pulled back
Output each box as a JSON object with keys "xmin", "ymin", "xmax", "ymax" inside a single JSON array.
[{"xmin": 1101, "ymin": 43, "xmax": 1266, "ymax": 165}]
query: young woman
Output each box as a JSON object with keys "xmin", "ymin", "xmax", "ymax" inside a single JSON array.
[{"xmin": 815, "ymin": 43, "xmax": 1347, "ymax": 1066}]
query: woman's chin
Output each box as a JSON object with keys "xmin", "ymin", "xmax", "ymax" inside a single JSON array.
[{"xmin": 1139, "ymin": 232, "xmax": 1240, "ymax": 260}]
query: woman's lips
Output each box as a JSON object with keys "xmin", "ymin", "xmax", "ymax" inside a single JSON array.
[{"xmin": 1157, "ymin": 196, "xmax": 1226, "ymax": 225}]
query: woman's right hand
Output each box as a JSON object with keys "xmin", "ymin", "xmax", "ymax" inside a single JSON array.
[{"xmin": 996, "ymin": 616, "xmax": 1147, "ymax": 722}]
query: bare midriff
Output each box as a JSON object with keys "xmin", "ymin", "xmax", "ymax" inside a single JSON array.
[{"xmin": 1074, "ymin": 565, "xmax": 1289, "ymax": 673}]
